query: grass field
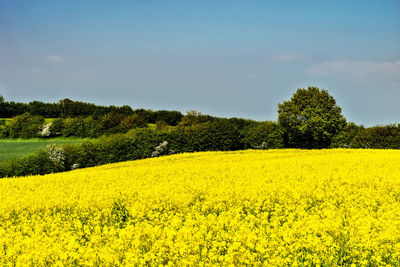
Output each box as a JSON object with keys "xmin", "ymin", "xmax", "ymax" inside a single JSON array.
[
  {"xmin": 1, "ymin": 149, "xmax": 400, "ymax": 265},
  {"xmin": 0, "ymin": 138, "xmax": 84, "ymax": 163}
]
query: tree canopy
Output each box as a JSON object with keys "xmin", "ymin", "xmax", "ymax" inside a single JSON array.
[{"xmin": 277, "ymin": 86, "xmax": 346, "ymax": 148}]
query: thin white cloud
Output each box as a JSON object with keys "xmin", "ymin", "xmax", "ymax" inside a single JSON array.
[
  {"xmin": 307, "ymin": 60, "xmax": 400, "ymax": 76},
  {"xmin": 270, "ymin": 53, "xmax": 307, "ymax": 62},
  {"xmin": 44, "ymin": 54, "xmax": 64, "ymax": 63}
]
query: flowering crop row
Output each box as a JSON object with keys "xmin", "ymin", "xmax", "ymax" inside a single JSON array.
[{"xmin": 1, "ymin": 149, "xmax": 400, "ymax": 265}]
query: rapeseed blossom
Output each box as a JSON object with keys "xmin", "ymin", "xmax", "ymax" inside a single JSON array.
[{"xmin": 0, "ymin": 149, "xmax": 400, "ymax": 265}]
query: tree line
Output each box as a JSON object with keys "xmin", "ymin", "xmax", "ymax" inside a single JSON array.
[
  {"xmin": 1, "ymin": 119, "xmax": 399, "ymax": 178},
  {"xmin": 1, "ymin": 87, "xmax": 399, "ymax": 149},
  {"xmin": 0, "ymin": 96, "xmax": 183, "ymax": 125},
  {"xmin": 1, "ymin": 86, "xmax": 400, "ymax": 177}
]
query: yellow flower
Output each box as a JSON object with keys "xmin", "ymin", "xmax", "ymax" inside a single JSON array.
[{"xmin": 0, "ymin": 149, "xmax": 399, "ymax": 265}]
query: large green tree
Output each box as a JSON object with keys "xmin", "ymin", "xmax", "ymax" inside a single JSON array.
[{"xmin": 277, "ymin": 86, "xmax": 346, "ymax": 148}]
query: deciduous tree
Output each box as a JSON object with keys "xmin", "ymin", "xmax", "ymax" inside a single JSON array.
[{"xmin": 277, "ymin": 86, "xmax": 346, "ymax": 148}]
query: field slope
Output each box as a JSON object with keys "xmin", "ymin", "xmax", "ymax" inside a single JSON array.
[
  {"xmin": 1, "ymin": 149, "xmax": 400, "ymax": 265},
  {"xmin": 0, "ymin": 138, "xmax": 84, "ymax": 163}
]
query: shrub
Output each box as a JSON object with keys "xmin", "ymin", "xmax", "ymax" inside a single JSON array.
[
  {"xmin": 151, "ymin": 141, "xmax": 172, "ymax": 157},
  {"xmin": 155, "ymin": 120, "xmax": 169, "ymax": 131},
  {"xmin": 7, "ymin": 113, "xmax": 45, "ymax": 138},
  {"xmin": 228, "ymin": 117, "xmax": 258, "ymax": 130},
  {"xmin": 0, "ymin": 150, "xmax": 54, "ymax": 177},
  {"xmin": 131, "ymin": 128, "xmax": 164, "ymax": 158},
  {"xmin": 71, "ymin": 140, "xmax": 102, "ymax": 168},
  {"xmin": 242, "ymin": 121, "xmax": 284, "ymax": 149},
  {"xmin": 121, "ymin": 114, "xmax": 148, "ymax": 130},
  {"xmin": 48, "ymin": 118, "xmax": 65, "ymax": 137},
  {"xmin": 62, "ymin": 143, "xmax": 84, "ymax": 170},
  {"xmin": 179, "ymin": 110, "xmax": 216, "ymax": 127},
  {"xmin": 39, "ymin": 122, "xmax": 52, "ymax": 137},
  {"xmin": 97, "ymin": 112, "xmax": 125, "ymax": 134},
  {"xmin": 4, "ymin": 117, "xmax": 399, "ymax": 179},
  {"xmin": 62, "ymin": 117, "xmax": 83, "ymax": 137},
  {"xmin": 356, "ymin": 124, "xmax": 400, "ymax": 149},
  {"xmin": 330, "ymin": 122, "xmax": 364, "ymax": 148},
  {"xmin": 0, "ymin": 120, "xmax": 8, "ymax": 138},
  {"xmin": 46, "ymin": 144, "xmax": 66, "ymax": 171},
  {"xmin": 0, "ymin": 127, "xmax": 8, "ymax": 138},
  {"xmin": 95, "ymin": 135, "xmax": 138, "ymax": 164},
  {"xmin": 62, "ymin": 117, "xmax": 100, "ymax": 138},
  {"xmin": 61, "ymin": 135, "xmax": 139, "ymax": 170},
  {"xmin": 151, "ymin": 110, "xmax": 183, "ymax": 126},
  {"xmin": 330, "ymin": 123, "xmax": 400, "ymax": 149},
  {"xmin": 178, "ymin": 119, "xmax": 241, "ymax": 152}
]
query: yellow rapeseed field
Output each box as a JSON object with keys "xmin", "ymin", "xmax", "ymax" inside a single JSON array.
[{"xmin": 1, "ymin": 149, "xmax": 400, "ymax": 266}]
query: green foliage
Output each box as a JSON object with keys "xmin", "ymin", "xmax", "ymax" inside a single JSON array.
[
  {"xmin": 177, "ymin": 119, "xmax": 241, "ymax": 152},
  {"xmin": 61, "ymin": 134, "xmax": 141, "ymax": 170},
  {"xmin": 0, "ymin": 99, "xmax": 60, "ymax": 118},
  {"xmin": 97, "ymin": 112, "xmax": 125, "ymax": 134},
  {"xmin": 361, "ymin": 124, "xmax": 400, "ymax": 149},
  {"xmin": 131, "ymin": 128, "xmax": 165, "ymax": 158},
  {"xmin": 0, "ymin": 97, "xmax": 184, "ymax": 136},
  {"xmin": 0, "ymin": 150, "xmax": 54, "ymax": 177},
  {"xmin": 1, "ymin": 121, "xmax": 241, "ymax": 177},
  {"xmin": 0, "ymin": 101, "xmax": 27, "ymax": 117},
  {"xmin": 59, "ymin": 98, "xmax": 133, "ymax": 117},
  {"xmin": 46, "ymin": 144, "xmax": 66, "ymax": 172},
  {"xmin": 62, "ymin": 117, "xmax": 86, "ymax": 137},
  {"xmin": 132, "ymin": 109, "xmax": 183, "ymax": 125},
  {"xmin": 54, "ymin": 113, "xmax": 147, "ymax": 138},
  {"xmin": 243, "ymin": 121, "xmax": 284, "ymax": 149},
  {"xmin": 61, "ymin": 143, "xmax": 84, "ymax": 170},
  {"xmin": 0, "ymin": 97, "xmax": 135, "ymax": 118},
  {"xmin": 278, "ymin": 86, "xmax": 346, "ymax": 148},
  {"xmin": 0, "ymin": 95, "xmax": 5, "ymax": 118},
  {"xmin": 95, "ymin": 135, "xmax": 138, "ymax": 163},
  {"xmin": 28, "ymin": 101, "xmax": 60, "ymax": 117},
  {"xmin": 179, "ymin": 110, "xmax": 216, "ymax": 127},
  {"xmin": 0, "ymin": 120, "xmax": 7, "ymax": 138},
  {"xmin": 2, "ymin": 120, "xmax": 400, "ymax": 178},
  {"xmin": 155, "ymin": 120, "xmax": 169, "ymax": 131},
  {"xmin": 61, "ymin": 117, "xmax": 100, "ymax": 138},
  {"xmin": 111, "ymin": 200, "xmax": 129, "ymax": 229},
  {"xmin": 151, "ymin": 110, "xmax": 183, "ymax": 126},
  {"xmin": 7, "ymin": 113, "xmax": 45, "ymax": 138},
  {"xmin": 48, "ymin": 118, "xmax": 65, "ymax": 137},
  {"xmin": 120, "ymin": 114, "xmax": 148, "ymax": 130},
  {"xmin": 227, "ymin": 117, "xmax": 258, "ymax": 130},
  {"xmin": 330, "ymin": 122, "xmax": 364, "ymax": 148},
  {"xmin": 331, "ymin": 123, "xmax": 400, "ymax": 149},
  {"xmin": 2, "ymin": 87, "xmax": 400, "ymax": 178}
]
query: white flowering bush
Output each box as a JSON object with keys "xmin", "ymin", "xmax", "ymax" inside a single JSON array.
[
  {"xmin": 39, "ymin": 122, "xmax": 52, "ymax": 137},
  {"xmin": 46, "ymin": 144, "xmax": 66, "ymax": 171},
  {"xmin": 71, "ymin": 163, "xmax": 80, "ymax": 170},
  {"xmin": 255, "ymin": 141, "xmax": 269, "ymax": 150},
  {"xmin": 151, "ymin": 141, "xmax": 172, "ymax": 157}
]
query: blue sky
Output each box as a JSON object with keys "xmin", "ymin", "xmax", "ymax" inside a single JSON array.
[{"xmin": 0, "ymin": 0, "xmax": 399, "ymax": 125}]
